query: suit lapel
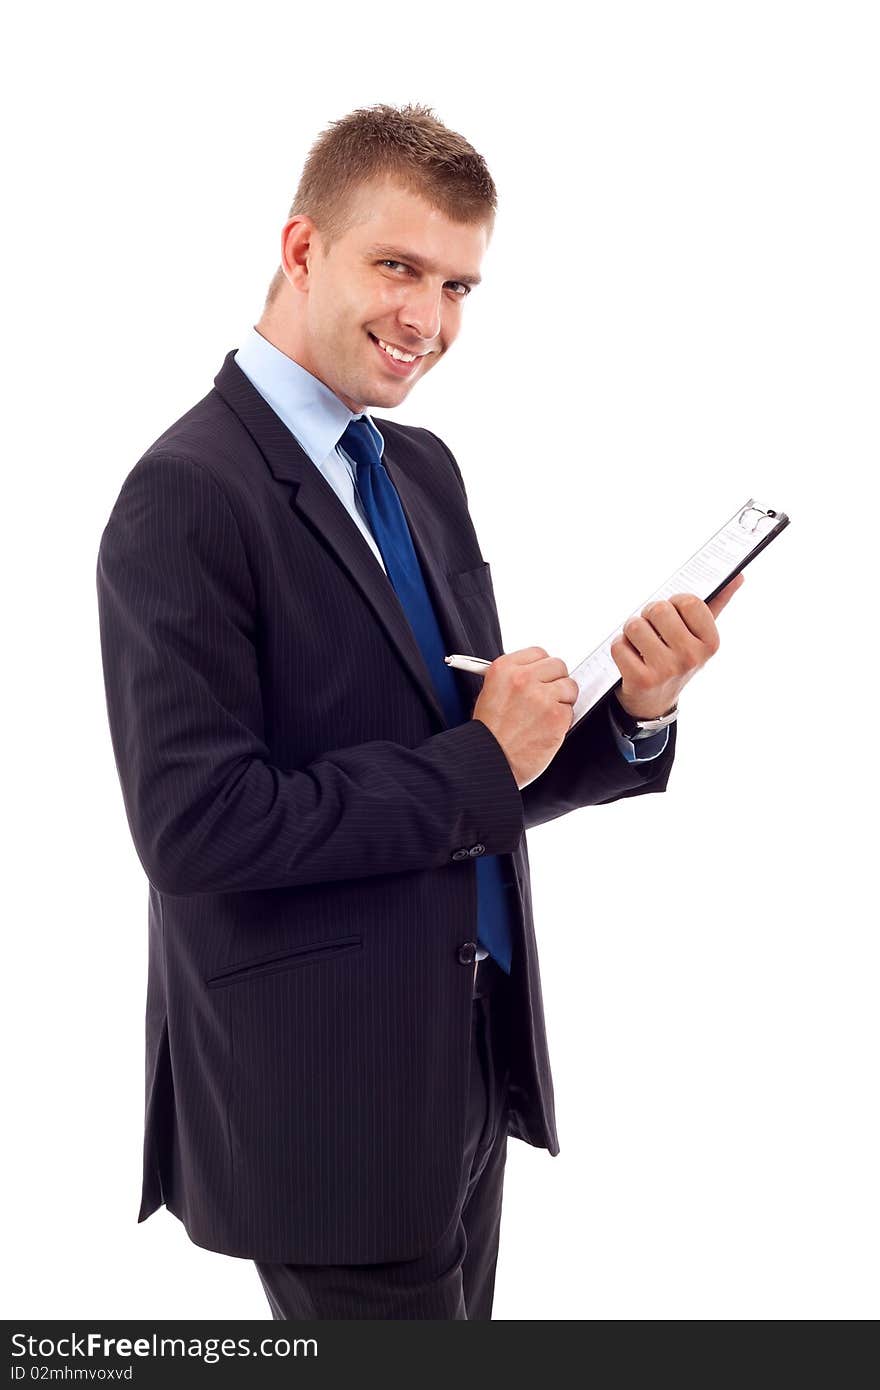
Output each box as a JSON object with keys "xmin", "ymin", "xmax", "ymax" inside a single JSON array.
[{"xmin": 213, "ymin": 351, "xmax": 473, "ymax": 729}]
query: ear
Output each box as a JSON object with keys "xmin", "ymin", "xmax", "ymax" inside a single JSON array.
[{"xmin": 280, "ymin": 215, "xmax": 317, "ymax": 293}]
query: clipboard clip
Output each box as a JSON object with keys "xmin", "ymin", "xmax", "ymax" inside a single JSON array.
[{"xmin": 738, "ymin": 501, "xmax": 779, "ymax": 534}]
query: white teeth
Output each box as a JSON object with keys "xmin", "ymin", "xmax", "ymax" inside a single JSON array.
[{"xmin": 377, "ymin": 337, "xmax": 416, "ymax": 362}]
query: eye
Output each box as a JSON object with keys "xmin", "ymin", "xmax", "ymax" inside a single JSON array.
[{"xmin": 378, "ymin": 260, "xmax": 471, "ymax": 297}]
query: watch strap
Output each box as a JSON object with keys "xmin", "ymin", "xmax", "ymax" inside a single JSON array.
[{"xmin": 610, "ymin": 689, "xmax": 679, "ymax": 738}]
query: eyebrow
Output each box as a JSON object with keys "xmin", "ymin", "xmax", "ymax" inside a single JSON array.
[{"xmin": 367, "ymin": 244, "xmax": 482, "ymax": 287}]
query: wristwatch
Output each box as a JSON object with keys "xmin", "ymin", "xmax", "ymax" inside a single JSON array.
[{"xmin": 609, "ymin": 689, "xmax": 679, "ymax": 739}]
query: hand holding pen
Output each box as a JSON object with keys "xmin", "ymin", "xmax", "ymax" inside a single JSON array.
[{"xmin": 444, "ymin": 649, "xmax": 578, "ymax": 790}]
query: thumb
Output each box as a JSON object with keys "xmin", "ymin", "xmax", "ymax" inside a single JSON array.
[{"xmin": 706, "ymin": 571, "xmax": 745, "ymax": 621}]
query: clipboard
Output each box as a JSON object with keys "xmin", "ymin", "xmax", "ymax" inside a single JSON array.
[{"xmin": 565, "ymin": 498, "xmax": 790, "ymax": 735}]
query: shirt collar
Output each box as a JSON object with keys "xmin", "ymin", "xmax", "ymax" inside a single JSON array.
[{"xmin": 233, "ymin": 327, "xmax": 385, "ymax": 465}]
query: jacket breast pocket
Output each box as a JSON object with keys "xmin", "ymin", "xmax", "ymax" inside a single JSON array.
[
  {"xmin": 447, "ymin": 560, "xmax": 495, "ymax": 599},
  {"xmin": 206, "ymin": 934, "xmax": 363, "ymax": 989},
  {"xmin": 447, "ymin": 561, "xmax": 504, "ymax": 656}
]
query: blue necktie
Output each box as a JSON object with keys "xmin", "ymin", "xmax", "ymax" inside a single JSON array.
[{"xmin": 340, "ymin": 417, "xmax": 514, "ymax": 973}]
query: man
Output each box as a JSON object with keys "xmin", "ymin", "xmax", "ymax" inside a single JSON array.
[{"xmin": 96, "ymin": 103, "xmax": 741, "ymax": 1320}]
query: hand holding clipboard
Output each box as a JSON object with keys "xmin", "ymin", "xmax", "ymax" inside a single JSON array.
[{"xmin": 562, "ymin": 497, "xmax": 789, "ymax": 731}]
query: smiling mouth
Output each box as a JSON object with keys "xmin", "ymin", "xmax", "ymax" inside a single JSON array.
[
  {"xmin": 368, "ymin": 332, "xmax": 431, "ymax": 368},
  {"xmin": 367, "ymin": 332, "xmax": 425, "ymax": 364}
]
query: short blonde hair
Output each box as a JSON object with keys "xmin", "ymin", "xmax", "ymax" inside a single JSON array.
[{"xmin": 265, "ymin": 102, "xmax": 497, "ymax": 303}]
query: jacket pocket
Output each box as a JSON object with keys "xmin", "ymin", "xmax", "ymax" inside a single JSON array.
[
  {"xmin": 447, "ymin": 561, "xmax": 503, "ymax": 658},
  {"xmin": 206, "ymin": 934, "xmax": 363, "ymax": 989},
  {"xmin": 447, "ymin": 560, "xmax": 494, "ymax": 598}
]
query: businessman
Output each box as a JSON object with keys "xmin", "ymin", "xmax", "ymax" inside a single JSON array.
[{"xmin": 96, "ymin": 103, "xmax": 742, "ymax": 1320}]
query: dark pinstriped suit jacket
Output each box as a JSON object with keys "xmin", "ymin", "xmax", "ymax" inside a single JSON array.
[{"xmin": 95, "ymin": 350, "xmax": 677, "ymax": 1264}]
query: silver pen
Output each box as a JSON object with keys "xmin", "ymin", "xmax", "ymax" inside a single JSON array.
[{"xmin": 444, "ymin": 653, "xmax": 492, "ymax": 673}]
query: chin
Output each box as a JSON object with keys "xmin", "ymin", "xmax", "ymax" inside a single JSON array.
[{"xmin": 364, "ymin": 381, "xmax": 412, "ymax": 410}]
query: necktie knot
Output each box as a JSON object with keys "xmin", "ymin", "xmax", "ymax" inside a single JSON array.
[{"xmin": 340, "ymin": 417, "xmax": 383, "ymax": 478}]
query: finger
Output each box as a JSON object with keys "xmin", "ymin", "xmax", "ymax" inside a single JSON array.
[
  {"xmin": 623, "ymin": 611, "xmax": 673, "ymax": 661},
  {"xmin": 663, "ymin": 593, "xmax": 719, "ymax": 649},
  {"xmin": 531, "ymin": 656, "xmax": 570, "ymax": 684},
  {"xmin": 553, "ymin": 675, "xmax": 580, "ymax": 705},
  {"xmin": 705, "ymin": 571, "xmax": 745, "ymax": 621},
  {"xmin": 502, "ymin": 646, "xmax": 550, "ymax": 665},
  {"xmin": 503, "ymin": 654, "xmax": 570, "ymax": 683},
  {"xmin": 610, "ymin": 633, "xmax": 647, "ymax": 678},
  {"xmin": 625, "ymin": 605, "xmax": 701, "ymax": 669}
]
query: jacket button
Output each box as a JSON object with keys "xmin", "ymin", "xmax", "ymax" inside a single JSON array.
[
  {"xmin": 468, "ymin": 844, "xmax": 485, "ymax": 856},
  {"xmin": 457, "ymin": 941, "xmax": 478, "ymax": 965},
  {"xmin": 451, "ymin": 848, "xmax": 470, "ymax": 861}
]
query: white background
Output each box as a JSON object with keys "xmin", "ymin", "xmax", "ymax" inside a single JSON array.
[{"xmin": 3, "ymin": 0, "xmax": 877, "ymax": 1321}]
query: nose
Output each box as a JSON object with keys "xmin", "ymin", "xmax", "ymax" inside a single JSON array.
[{"xmin": 399, "ymin": 281, "xmax": 443, "ymax": 344}]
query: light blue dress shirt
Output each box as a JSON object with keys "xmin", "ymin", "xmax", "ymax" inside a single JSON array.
[{"xmin": 233, "ymin": 327, "xmax": 670, "ymax": 766}]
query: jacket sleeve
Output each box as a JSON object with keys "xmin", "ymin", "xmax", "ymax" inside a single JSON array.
[
  {"xmin": 96, "ymin": 453, "xmax": 524, "ymax": 897},
  {"xmin": 519, "ymin": 696, "xmax": 677, "ymax": 830}
]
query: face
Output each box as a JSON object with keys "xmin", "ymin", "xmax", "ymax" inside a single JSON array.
[{"xmin": 272, "ymin": 178, "xmax": 490, "ymax": 413}]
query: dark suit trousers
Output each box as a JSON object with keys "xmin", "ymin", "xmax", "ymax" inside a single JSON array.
[{"xmin": 255, "ymin": 955, "xmax": 512, "ymax": 1319}]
